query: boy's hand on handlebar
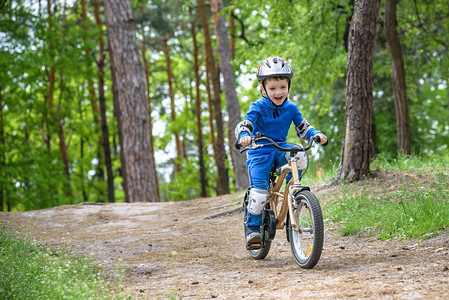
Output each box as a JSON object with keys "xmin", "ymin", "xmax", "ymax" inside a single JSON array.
[
  {"xmin": 239, "ymin": 136, "xmax": 252, "ymax": 148},
  {"xmin": 315, "ymin": 133, "xmax": 328, "ymax": 145}
]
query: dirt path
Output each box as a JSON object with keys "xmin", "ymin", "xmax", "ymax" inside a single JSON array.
[{"xmin": 2, "ymin": 182, "xmax": 449, "ymax": 299}]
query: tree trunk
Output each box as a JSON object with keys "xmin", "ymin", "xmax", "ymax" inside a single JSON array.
[
  {"xmin": 79, "ymin": 99, "xmax": 88, "ymax": 202},
  {"xmin": 41, "ymin": 0, "xmax": 53, "ymax": 152},
  {"xmin": 81, "ymin": 0, "xmax": 105, "ymax": 189},
  {"xmin": 384, "ymin": 0, "xmax": 412, "ymax": 155},
  {"xmin": 93, "ymin": 0, "xmax": 115, "ymax": 203},
  {"xmin": 140, "ymin": 15, "xmax": 160, "ymax": 201},
  {"xmin": 56, "ymin": 72, "xmax": 71, "ymax": 184},
  {"xmin": 211, "ymin": 0, "xmax": 248, "ymax": 191},
  {"xmin": 335, "ymin": 0, "xmax": 380, "ymax": 183},
  {"xmin": 0, "ymin": 88, "xmax": 4, "ymax": 211},
  {"xmin": 47, "ymin": 0, "xmax": 72, "ymax": 199},
  {"xmin": 198, "ymin": 0, "xmax": 230, "ymax": 195},
  {"xmin": 229, "ymin": 10, "xmax": 236, "ymax": 60},
  {"xmin": 103, "ymin": 0, "xmax": 159, "ymax": 202},
  {"xmin": 162, "ymin": 35, "xmax": 183, "ymax": 173},
  {"xmin": 189, "ymin": 7, "xmax": 207, "ymax": 198}
]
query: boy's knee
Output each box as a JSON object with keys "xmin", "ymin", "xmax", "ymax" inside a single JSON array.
[{"xmin": 248, "ymin": 188, "xmax": 268, "ymax": 215}]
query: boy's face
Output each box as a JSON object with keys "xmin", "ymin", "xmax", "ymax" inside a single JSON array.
[{"xmin": 261, "ymin": 78, "xmax": 289, "ymax": 106}]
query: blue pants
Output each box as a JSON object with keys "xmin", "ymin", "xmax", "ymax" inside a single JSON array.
[{"xmin": 246, "ymin": 149, "xmax": 291, "ymax": 230}]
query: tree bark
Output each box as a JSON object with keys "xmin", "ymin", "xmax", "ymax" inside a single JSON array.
[
  {"xmin": 0, "ymin": 88, "xmax": 4, "ymax": 211},
  {"xmin": 162, "ymin": 35, "xmax": 183, "ymax": 173},
  {"xmin": 47, "ymin": 0, "xmax": 72, "ymax": 199},
  {"xmin": 93, "ymin": 0, "xmax": 115, "ymax": 203},
  {"xmin": 211, "ymin": 0, "xmax": 249, "ymax": 191},
  {"xmin": 81, "ymin": 0, "xmax": 105, "ymax": 189},
  {"xmin": 140, "ymin": 14, "xmax": 160, "ymax": 201},
  {"xmin": 103, "ymin": 0, "xmax": 159, "ymax": 202},
  {"xmin": 229, "ymin": 10, "xmax": 236, "ymax": 60},
  {"xmin": 189, "ymin": 7, "xmax": 207, "ymax": 197},
  {"xmin": 384, "ymin": 0, "xmax": 412, "ymax": 155},
  {"xmin": 79, "ymin": 99, "xmax": 89, "ymax": 202},
  {"xmin": 335, "ymin": 0, "xmax": 380, "ymax": 183},
  {"xmin": 198, "ymin": 0, "xmax": 230, "ymax": 195}
]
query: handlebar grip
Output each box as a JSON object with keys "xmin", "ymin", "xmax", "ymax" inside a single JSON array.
[
  {"xmin": 235, "ymin": 141, "xmax": 242, "ymax": 150},
  {"xmin": 313, "ymin": 135, "xmax": 328, "ymax": 147}
]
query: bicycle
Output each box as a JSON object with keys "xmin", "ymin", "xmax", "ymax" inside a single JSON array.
[{"xmin": 236, "ymin": 133, "xmax": 325, "ymax": 269}]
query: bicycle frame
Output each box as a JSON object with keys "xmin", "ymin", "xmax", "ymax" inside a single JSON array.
[
  {"xmin": 236, "ymin": 134, "xmax": 318, "ymax": 231},
  {"xmin": 268, "ymin": 158, "xmax": 304, "ymax": 230}
]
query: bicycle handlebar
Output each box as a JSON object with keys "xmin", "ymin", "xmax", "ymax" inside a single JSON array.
[{"xmin": 235, "ymin": 133, "xmax": 326, "ymax": 153}]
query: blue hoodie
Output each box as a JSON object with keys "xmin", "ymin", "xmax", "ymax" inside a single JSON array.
[{"xmin": 239, "ymin": 96, "xmax": 318, "ymax": 156}]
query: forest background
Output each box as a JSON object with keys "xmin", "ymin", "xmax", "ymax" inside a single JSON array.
[{"xmin": 1, "ymin": 0, "xmax": 448, "ymax": 211}]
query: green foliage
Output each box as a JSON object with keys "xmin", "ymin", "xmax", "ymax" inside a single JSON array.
[
  {"xmin": 1, "ymin": 0, "xmax": 120, "ymax": 210},
  {"xmin": 0, "ymin": 229, "xmax": 128, "ymax": 299},
  {"xmin": 1, "ymin": 0, "xmax": 448, "ymax": 209}
]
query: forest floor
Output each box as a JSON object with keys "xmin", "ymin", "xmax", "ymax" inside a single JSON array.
[{"xmin": 2, "ymin": 170, "xmax": 449, "ymax": 299}]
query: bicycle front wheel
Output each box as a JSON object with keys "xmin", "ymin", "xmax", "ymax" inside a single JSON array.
[{"xmin": 288, "ymin": 190, "xmax": 324, "ymax": 269}]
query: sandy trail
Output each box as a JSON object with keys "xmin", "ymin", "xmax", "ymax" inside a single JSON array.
[{"xmin": 2, "ymin": 179, "xmax": 449, "ymax": 299}]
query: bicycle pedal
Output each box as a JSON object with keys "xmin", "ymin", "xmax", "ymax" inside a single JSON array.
[{"xmin": 246, "ymin": 243, "xmax": 262, "ymax": 250}]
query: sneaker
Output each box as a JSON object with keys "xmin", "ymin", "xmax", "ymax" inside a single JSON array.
[{"xmin": 246, "ymin": 231, "xmax": 262, "ymax": 244}]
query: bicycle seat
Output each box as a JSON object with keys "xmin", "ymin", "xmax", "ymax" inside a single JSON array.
[{"xmin": 275, "ymin": 164, "xmax": 289, "ymax": 176}]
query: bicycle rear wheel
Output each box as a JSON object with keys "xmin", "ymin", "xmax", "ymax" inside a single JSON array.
[{"xmin": 288, "ymin": 190, "xmax": 323, "ymax": 269}]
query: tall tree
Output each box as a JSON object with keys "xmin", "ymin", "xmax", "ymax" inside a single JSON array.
[
  {"xmin": 229, "ymin": 10, "xmax": 236, "ymax": 60},
  {"xmin": 210, "ymin": 0, "xmax": 248, "ymax": 191},
  {"xmin": 81, "ymin": 0, "xmax": 105, "ymax": 193},
  {"xmin": 384, "ymin": 0, "xmax": 412, "ymax": 155},
  {"xmin": 46, "ymin": 0, "xmax": 72, "ymax": 199},
  {"xmin": 93, "ymin": 0, "xmax": 115, "ymax": 203},
  {"xmin": 139, "ymin": 10, "xmax": 160, "ymax": 200},
  {"xmin": 0, "ymin": 88, "xmax": 4, "ymax": 211},
  {"xmin": 162, "ymin": 35, "xmax": 183, "ymax": 173},
  {"xmin": 189, "ymin": 7, "xmax": 207, "ymax": 197},
  {"xmin": 335, "ymin": 0, "xmax": 381, "ymax": 182},
  {"xmin": 198, "ymin": 0, "xmax": 230, "ymax": 195},
  {"xmin": 102, "ymin": 0, "xmax": 159, "ymax": 202}
]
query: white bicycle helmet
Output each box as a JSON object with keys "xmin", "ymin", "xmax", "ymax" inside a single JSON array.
[{"xmin": 256, "ymin": 56, "xmax": 293, "ymax": 83}]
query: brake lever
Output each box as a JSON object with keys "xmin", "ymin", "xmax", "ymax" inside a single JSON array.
[{"xmin": 238, "ymin": 141, "xmax": 263, "ymax": 153}]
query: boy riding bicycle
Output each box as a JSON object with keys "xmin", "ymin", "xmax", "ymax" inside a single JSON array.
[{"xmin": 235, "ymin": 56, "xmax": 328, "ymax": 244}]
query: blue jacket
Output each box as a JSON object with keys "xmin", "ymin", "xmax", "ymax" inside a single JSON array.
[{"xmin": 239, "ymin": 96, "xmax": 319, "ymax": 154}]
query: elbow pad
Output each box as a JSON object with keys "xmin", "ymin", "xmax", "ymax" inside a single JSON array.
[
  {"xmin": 295, "ymin": 118, "xmax": 312, "ymax": 139},
  {"xmin": 235, "ymin": 120, "xmax": 253, "ymax": 140}
]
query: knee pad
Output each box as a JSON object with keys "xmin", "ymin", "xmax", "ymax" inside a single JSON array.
[{"xmin": 247, "ymin": 188, "xmax": 268, "ymax": 215}]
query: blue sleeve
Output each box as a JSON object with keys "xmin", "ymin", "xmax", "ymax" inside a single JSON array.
[
  {"xmin": 239, "ymin": 131, "xmax": 250, "ymax": 139},
  {"xmin": 307, "ymin": 128, "xmax": 320, "ymax": 139},
  {"xmin": 292, "ymin": 103, "xmax": 320, "ymax": 139},
  {"xmin": 238, "ymin": 102, "xmax": 260, "ymax": 140},
  {"xmin": 292, "ymin": 105, "xmax": 303, "ymax": 126}
]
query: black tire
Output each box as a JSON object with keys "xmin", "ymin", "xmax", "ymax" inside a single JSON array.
[
  {"xmin": 243, "ymin": 196, "xmax": 272, "ymax": 260},
  {"xmin": 288, "ymin": 190, "xmax": 324, "ymax": 269}
]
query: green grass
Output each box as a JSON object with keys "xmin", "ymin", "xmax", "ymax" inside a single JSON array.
[
  {"xmin": 0, "ymin": 229, "xmax": 128, "ymax": 300},
  {"xmin": 325, "ymin": 172, "xmax": 449, "ymax": 240},
  {"xmin": 371, "ymin": 152, "xmax": 449, "ymax": 171}
]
